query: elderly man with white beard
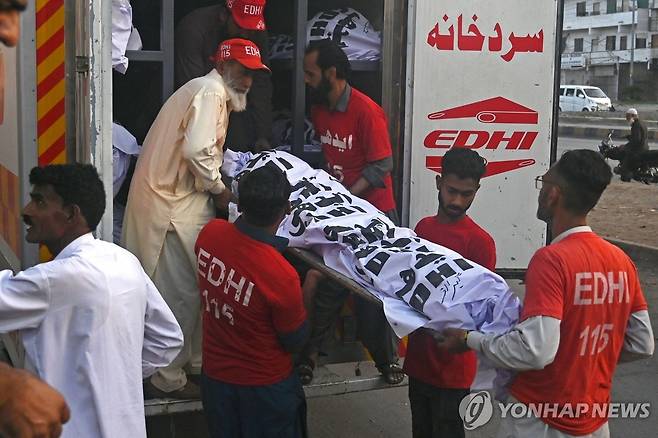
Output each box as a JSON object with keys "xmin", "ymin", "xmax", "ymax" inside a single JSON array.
[{"xmin": 122, "ymin": 38, "xmax": 270, "ymax": 399}]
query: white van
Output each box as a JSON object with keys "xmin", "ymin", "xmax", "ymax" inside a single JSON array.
[{"xmin": 559, "ymin": 85, "xmax": 613, "ymax": 111}]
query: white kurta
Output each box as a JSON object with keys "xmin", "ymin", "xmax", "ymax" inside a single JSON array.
[
  {"xmin": 0, "ymin": 234, "xmax": 184, "ymax": 438},
  {"xmin": 122, "ymin": 68, "xmax": 231, "ymax": 277},
  {"xmin": 112, "ymin": 0, "xmax": 142, "ymax": 73}
]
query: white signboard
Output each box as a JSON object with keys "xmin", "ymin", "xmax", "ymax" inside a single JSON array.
[{"xmin": 405, "ymin": 0, "xmax": 560, "ymax": 270}]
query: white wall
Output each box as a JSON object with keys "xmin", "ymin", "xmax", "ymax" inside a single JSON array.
[{"xmin": 0, "ymin": 46, "xmax": 19, "ymax": 174}]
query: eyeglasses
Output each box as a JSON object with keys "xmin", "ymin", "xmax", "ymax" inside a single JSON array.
[{"xmin": 534, "ymin": 176, "xmax": 560, "ymax": 190}]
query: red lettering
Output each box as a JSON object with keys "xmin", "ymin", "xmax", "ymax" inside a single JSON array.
[
  {"xmin": 486, "ymin": 131, "xmax": 526, "ymax": 150},
  {"xmin": 424, "ymin": 130, "xmax": 458, "ymax": 148},
  {"xmin": 427, "ymin": 23, "xmax": 439, "ymax": 48},
  {"xmin": 518, "ymin": 131, "xmax": 538, "ymax": 150},
  {"xmin": 454, "ymin": 130, "xmax": 489, "ymax": 149},
  {"xmin": 424, "ymin": 130, "xmax": 538, "ymax": 150}
]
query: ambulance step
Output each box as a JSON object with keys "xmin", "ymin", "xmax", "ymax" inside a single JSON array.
[{"xmin": 145, "ymin": 361, "xmax": 407, "ymax": 417}]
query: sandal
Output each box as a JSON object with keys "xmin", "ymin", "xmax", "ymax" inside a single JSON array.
[
  {"xmin": 296, "ymin": 359, "xmax": 315, "ymax": 385},
  {"xmin": 377, "ymin": 362, "xmax": 405, "ymax": 385}
]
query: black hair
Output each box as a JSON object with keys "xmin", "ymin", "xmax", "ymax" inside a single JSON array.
[
  {"xmin": 441, "ymin": 148, "xmax": 487, "ymax": 182},
  {"xmin": 29, "ymin": 163, "xmax": 106, "ymax": 231},
  {"xmin": 238, "ymin": 165, "xmax": 291, "ymax": 227},
  {"xmin": 305, "ymin": 39, "xmax": 352, "ymax": 81},
  {"xmin": 0, "ymin": 0, "xmax": 26, "ymax": 11},
  {"xmin": 553, "ymin": 149, "xmax": 612, "ymax": 215}
]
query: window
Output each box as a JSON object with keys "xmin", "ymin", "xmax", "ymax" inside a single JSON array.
[
  {"xmin": 574, "ymin": 38, "xmax": 584, "ymax": 52},
  {"xmin": 566, "ymin": 88, "xmax": 575, "ymax": 96},
  {"xmin": 577, "ymin": 2, "xmax": 587, "ymax": 16},
  {"xmin": 592, "ymin": 2, "xmax": 601, "ymax": 15},
  {"xmin": 607, "ymin": 0, "xmax": 617, "ymax": 13},
  {"xmin": 620, "ymin": 36, "xmax": 627, "ymax": 50},
  {"xmin": 584, "ymin": 88, "xmax": 607, "ymax": 98},
  {"xmin": 636, "ymin": 37, "xmax": 647, "ymax": 48},
  {"xmin": 606, "ymin": 35, "xmax": 616, "ymax": 50},
  {"xmin": 637, "ymin": 0, "xmax": 649, "ymax": 8},
  {"xmin": 576, "ymin": 89, "xmax": 586, "ymax": 98},
  {"xmin": 591, "ymin": 38, "xmax": 599, "ymax": 52}
]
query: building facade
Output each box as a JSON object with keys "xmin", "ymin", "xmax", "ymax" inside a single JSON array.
[{"xmin": 561, "ymin": 0, "xmax": 658, "ymax": 101}]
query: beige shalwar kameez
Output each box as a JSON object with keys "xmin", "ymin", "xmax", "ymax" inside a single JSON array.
[{"xmin": 122, "ymin": 68, "xmax": 233, "ymax": 392}]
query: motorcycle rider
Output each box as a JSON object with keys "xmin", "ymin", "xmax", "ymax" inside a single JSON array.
[{"xmin": 620, "ymin": 108, "xmax": 648, "ymax": 181}]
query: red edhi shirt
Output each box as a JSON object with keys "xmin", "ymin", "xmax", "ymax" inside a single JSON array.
[
  {"xmin": 403, "ymin": 214, "xmax": 496, "ymax": 389},
  {"xmin": 510, "ymin": 231, "xmax": 648, "ymax": 435},
  {"xmin": 195, "ymin": 218, "xmax": 307, "ymax": 386},
  {"xmin": 311, "ymin": 86, "xmax": 396, "ymax": 212}
]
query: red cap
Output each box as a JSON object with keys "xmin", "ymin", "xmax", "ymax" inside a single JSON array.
[
  {"xmin": 212, "ymin": 38, "xmax": 271, "ymax": 72},
  {"xmin": 226, "ymin": 0, "xmax": 266, "ymax": 31}
]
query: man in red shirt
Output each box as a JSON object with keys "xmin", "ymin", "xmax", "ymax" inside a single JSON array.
[
  {"xmin": 295, "ymin": 39, "xmax": 401, "ymax": 385},
  {"xmin": 304, "ymin": 38, "xmax": 397, "ymax": 222},
  {"xmin": 438, "ymin": 150, "xmax": 654, "ymax": 437},
  {"xmin": 404, "ymin": 148, "xmax": 495, "ymax": 438},
  {"xmin": 195, "ymin": 166, "xmax": 309, "ymax": 438}
]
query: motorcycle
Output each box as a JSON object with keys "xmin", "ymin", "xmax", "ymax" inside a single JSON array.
[{"xmin": 598, "ymin": 130, "xmax": 658, "ymax": 184}]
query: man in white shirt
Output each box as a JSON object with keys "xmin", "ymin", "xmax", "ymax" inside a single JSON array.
[
  {"xmin": 2, "ymin": 4, "xmax": 72, "ymax": 438},
  {"xmin": 122, "ymin": 38, "xmax": 271, "ymax": 398},
  {"xmin": 0, "ymin": 163, "xmax": 184, "ymax": 438}
]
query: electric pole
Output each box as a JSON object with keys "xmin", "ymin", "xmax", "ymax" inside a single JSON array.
[{"xmin": 630, "ymin": 0, "xmax": 636, "ymax": 86}]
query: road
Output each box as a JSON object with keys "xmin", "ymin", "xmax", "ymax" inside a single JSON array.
[
  {"xmin": 306, "ymin": 135, "xmax": 658, "ymax": 438},
  {"xmin": 557, "ymin": 136, "xmax": 658, "ymax": 157},
  {"xmin": 557, "ymin": 136, "xmax": 602, "ymax": 155}
]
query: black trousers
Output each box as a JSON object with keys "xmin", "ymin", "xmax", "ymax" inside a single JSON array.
[
  {"xmin": 620, "ymin": 150, "xmax": 647, "ymax": 180},
  {"xmin": 295, "ymin": 208, "xmax": 400, "ymax": 368},
  {"xmin": 201, "ymin": 372, "xmax": 307, "ymax": 438},
  {"xmin": 408, "ymin": 377, "xmax": 469, "ymax": 438},
  {"xmin": 299, "ymin": 278, "xmax": 399, "ymax": 368}
]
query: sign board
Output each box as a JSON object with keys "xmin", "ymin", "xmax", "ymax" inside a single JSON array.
[
  {"xmin": 405, "ymin": 0, "xmax": 561, "ymax": 271},
  {"xmin": 562, "ymin": 53, "xmax": 586, "ymax": 69}
]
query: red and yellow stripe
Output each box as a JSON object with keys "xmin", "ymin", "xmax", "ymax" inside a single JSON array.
[
  {"xmin": 35, "ymin": 0, "xmax": 66, "ymax": 261},
  {"xmin": 36, "ymin": 0, "xmax": 66, "ymax": 167}
]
